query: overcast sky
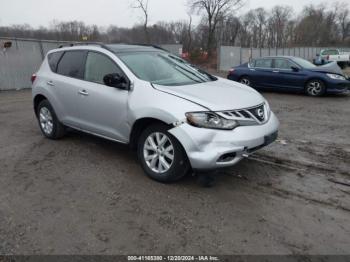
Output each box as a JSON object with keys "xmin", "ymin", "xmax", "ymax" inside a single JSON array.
[{"xmin": 0, "ymin": 0, "xmax": 333, "ymax": 28}]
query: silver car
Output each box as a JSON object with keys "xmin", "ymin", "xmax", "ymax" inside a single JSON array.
[{"xmin": 32, "ymin": 44, "xmax": 279, "ymax": 182}]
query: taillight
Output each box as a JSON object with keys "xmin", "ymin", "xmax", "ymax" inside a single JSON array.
[
  {"xmin": 31, "ymin": 74, "xmax": 37, "ymax": 84},
  {"xmin": 228, "ymin": 68, "xmax": 235, "ymax": 74}
]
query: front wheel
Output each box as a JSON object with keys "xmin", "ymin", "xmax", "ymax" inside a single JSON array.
[
  {"xmin": 305, "ymin": 80, "xmax": 326, "ymax": 96},
  {"xmin": 137, "ymin": 123, "xmax": 190, "ymax": 183}
]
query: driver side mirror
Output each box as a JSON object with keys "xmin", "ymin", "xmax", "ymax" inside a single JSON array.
[
  {"xmin": 103, "ymin": 73, "xmax": 129, "ymax": 90},
  {"xmin": 291, "ymin": 66, "xmax": 300, "ymax": 72}
]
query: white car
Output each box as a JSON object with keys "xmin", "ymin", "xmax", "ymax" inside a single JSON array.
[{"xmin": 31, "ymin": 43, "xmax": 279, "ymax": 182}]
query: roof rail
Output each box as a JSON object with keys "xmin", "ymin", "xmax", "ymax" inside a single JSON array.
[
  {"xmin": 58, "ymin": 42, "xmax": 114, "ymax": 52},
  {"xmin": 134, "ymin": 43, "xmax": 168, "ymax": 52},
  {"xmin": 57, "ymin": 42, "xmax": 169, "ymax": 54}
]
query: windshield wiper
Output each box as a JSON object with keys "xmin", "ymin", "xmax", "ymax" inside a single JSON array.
[
  {"xmin": 159, "ymin": 55, "xmax": 206, "ymax": 83},
  {"xmin": 168, "ymin": 55, "xmax": 216, "ymax": 81},
  {"xmin": 174, "ymin": 65, "xmax": 203, "ymax": 83},
  {"xmin": 194, "ymin": 67, "xmax": 217, "ymax": 81}
]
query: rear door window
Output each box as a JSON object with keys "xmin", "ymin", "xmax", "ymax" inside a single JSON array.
[
  {"xmin": 56, "ymin": 51, "xmax": 87, "ymax": 79},
  {"xmin": 255, "ymin": 59, "xmax": 272, "ymax": 68},
  {"xmin": 48, "ymin": 51, "xmax": 64, "ymax": 72}
]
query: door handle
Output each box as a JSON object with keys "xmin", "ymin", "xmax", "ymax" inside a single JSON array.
[
  {"xmin": 78, "ymin": 90, "xmax": 89, "ymax": 96},
  {"xmin": 273, "ymin": 70, "xmax": 279, "ymax": 73},
  {"xmin": 47, "ymin": 81, "xmax": 55, "ymax": 86}
]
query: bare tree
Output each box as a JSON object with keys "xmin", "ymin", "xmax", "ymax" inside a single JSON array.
[
  {"xmin": 2, "ymin": 1, "xmax": 350, "ymax": 49},
  {"xmin": 188, "ymin": 0, "xmax": 245, "ymax": 56},
  {"xmin": 223, "ymin": 15, "xmax": 241, "ymax": 46},
  {"xmin": 132, "ymin": 0, "xmax": 150, "ymax": 43},
  {"xmin": 255, "ymin": 8, "xmax": 268, "ymax": 48},
  {"xmin": 268, "ymin": 6, "xmax": 293, "ymax": 47},
  {"xmin": 294, "ymin": 5, "xmax": 325, "ymax": 46},
  {"xmin": 336, "ymin": 3, "xmax": 350, "ymax": 42},
  {"xmin": 187, "ymin": 13, "xmax": 193, "ymax": 52}
]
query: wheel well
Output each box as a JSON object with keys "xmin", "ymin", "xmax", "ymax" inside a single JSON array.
[
  {"xmin": 129, "ymin": 118, "xmax": 172, "ymax": 150},
  {"xmin": 239, "ymin": 75, "xmax": 250, "ymax": 80},
  {"xmin": 33, "ymin": 95, "xmax": 47, "ymax": 116},
  {"xmin": 305, "ymin": 78, "xmax": 327, "ymax": 90}
]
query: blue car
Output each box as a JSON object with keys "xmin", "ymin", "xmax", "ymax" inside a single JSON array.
[{"xmin": 227, "ymin": 56, "xmax": 350, "ymax": 96}]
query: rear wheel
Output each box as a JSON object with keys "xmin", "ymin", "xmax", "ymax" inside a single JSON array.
[
  {"xmin": 305, "ymin": 79, "xmax": 326, "ymax": 97},
  {"xmin": 137, "ymin": 123, "xmax": 190, "ymax": 183},
  {"xmin": 37, "ymin": 100, "xmax": 66, "ymax": 139},
  {"xmin": 239, "ymin": 76, "xmax": 251, "ymax": 86}
]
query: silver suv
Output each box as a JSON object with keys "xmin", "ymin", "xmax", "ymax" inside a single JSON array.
[{"xmin": 32, "ymin": 43, "xmax": 279, "ymax": 182}]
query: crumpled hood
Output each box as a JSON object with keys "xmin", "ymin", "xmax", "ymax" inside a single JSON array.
[
  {"xmin": 153, "ymin": 77, "xmax": 265, "ymax": 111},
  {"xmin": 308, "ymin": 62, "xmax": 344, "ymax": 75}
]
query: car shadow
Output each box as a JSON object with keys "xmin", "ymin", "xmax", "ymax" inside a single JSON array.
[{"xmin": 60, "ymin": 129, "xmax": 268, "ymax": 188}]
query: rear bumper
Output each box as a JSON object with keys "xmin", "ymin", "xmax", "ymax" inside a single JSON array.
[
  {"xmin": 227, "ymin": 74, "xmax": 239, "ymax": 82},
  {"xmin": 169, "ymin": 112, "xmax": 279, "ymax": 170}
]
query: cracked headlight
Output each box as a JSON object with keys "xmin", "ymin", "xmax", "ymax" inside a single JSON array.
[
  {"xmin": 327, "ymin": 73, "xmax": 346, "ymax": 81},
  {"xmin": 186, "ymin": 112, "xmax": 238, "ymax": 130}
]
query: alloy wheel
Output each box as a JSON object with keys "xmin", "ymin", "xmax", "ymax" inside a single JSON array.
[
  {"xmin": 39, "ymin": 107, "xmax": 54, "ymax": 135},
  {"xmin": 143, "ymin": 132, "xmax": 174, "ymax": 174},
  {"xmin": 240, "ymin": 78, "xmax": 250, "ymax": 86},
  {"xmin": 307, "ymin": 81, "xmax": 323, "ymax": 96}
]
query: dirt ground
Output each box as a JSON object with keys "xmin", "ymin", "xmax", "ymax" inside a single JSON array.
[{"xmin": 0, "ymin": 88, "xmax": 349, "ymax": 255}]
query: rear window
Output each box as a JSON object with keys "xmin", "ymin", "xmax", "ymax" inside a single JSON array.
[
  {"xmin": 322, "ymin": 50, "xmax": 339, "ymax": 56},
  {"xmin": 48, "ymin": 51, "xmax": 64, "ymax": 72},
  {"xmin": 56, "ymin": 51, "xmax": 86, "ymax": 79}
]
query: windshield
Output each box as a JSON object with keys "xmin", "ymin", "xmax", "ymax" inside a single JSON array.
[
  {"xmin": 292, "ymin": 57, "xmax": 316, "ymax": 69},
  {"xmin": 322, "ymin": 50, "xmax": 339, "ymax": 55},
  {"xmin": 118, "ymin": 52, "xmax": 216, "ymax": 86}
]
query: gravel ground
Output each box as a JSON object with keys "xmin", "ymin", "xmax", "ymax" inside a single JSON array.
[{"xmin": 0, "ymin": 89, "xmax": 349, "ymax": 255}]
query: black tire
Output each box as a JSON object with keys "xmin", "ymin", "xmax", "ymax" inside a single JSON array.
[
  {"xmin": 37, "ymin": 100, "xmax": 66, "ymax": 139},
  {"xmin": 239, "ymin": 76, "xmax": 251, "ymax": 86},
  {"xmin": 137, "ymin": 123, "xmax": 190, "ymax": 183},
  {"xmin": 305, "ymin": 79, "xmax": 326, "ymax": 97},
  {"xmin": 338, "ymin": 62, "xmax": 346, "ymax": 69}
]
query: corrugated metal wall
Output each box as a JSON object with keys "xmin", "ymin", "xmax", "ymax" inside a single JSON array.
[
  {"xmin": 0, "ymin": 37, "xmax": 183, "ymax": 90},
  {"xmin": 0, "ymin": 38, "xmax": 70, "ymax": 90},
  {"xmin": 218, "ymin": 46, "xmax": 350, "ymax": 71}
]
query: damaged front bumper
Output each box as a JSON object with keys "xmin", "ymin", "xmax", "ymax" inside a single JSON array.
[{"xmin": 169, "ymin": 112, "xmax": 279, "ymax": 170}]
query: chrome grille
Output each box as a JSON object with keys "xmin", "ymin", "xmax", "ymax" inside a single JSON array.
[
  {"xmin": 248, "ymin": 104, "xmax": 266, "ymax": 122},
  {"xmin": 217, "ymin": 103, "xmax": 268, "ymax": 125}
]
